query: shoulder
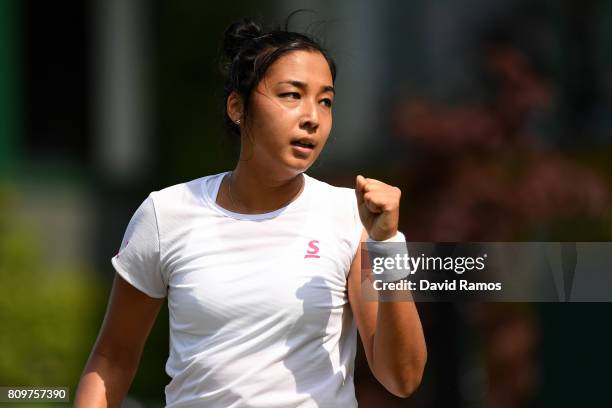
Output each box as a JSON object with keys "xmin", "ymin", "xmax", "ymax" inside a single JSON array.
[
  {"xmin": 149, "ymin": 173, "xmax": 223, "ymax": 209},
  {"xmin": 304, "ymin": 174, "xmax": 360, "ymax": 225},
  {"xmin": 305, "ymin": 174, "xmax": 356, "ymax": 204},
  {"xmin": 304, "ymin": 174, "xmax": 363, "ymax": 258},
  {"xmin": 134, "ymin": 173, "xmax": 224, "ymax": 240}
]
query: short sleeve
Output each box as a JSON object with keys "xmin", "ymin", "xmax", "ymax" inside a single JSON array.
[
  {"xmin": 111, "ymin": 195, "xmax": 168, "ymax": 298},
  {"xmin": 348, "ymin": 189, "xmax": 365, "ymax": 259}
]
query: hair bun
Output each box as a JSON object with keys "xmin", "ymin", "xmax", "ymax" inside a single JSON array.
[{"xmin": 223, "ymin": 18, "xmax": 262, "ymax": 60}]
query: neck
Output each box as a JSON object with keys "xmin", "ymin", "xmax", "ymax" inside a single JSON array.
[{"xmin": 226, "ymin": 164, "xmax": 305, "ymax": 214}]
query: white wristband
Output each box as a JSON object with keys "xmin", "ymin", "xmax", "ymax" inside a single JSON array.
[
  {"xmin": 365, "ymin": 231, "xmax": 410, "ymax": 283},
  {"xmin": 366, "ymin": 231, "xmax": 406, "ymax": 243}
]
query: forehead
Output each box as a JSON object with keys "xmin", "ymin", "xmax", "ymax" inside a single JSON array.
[{"xmin": 261, "ymin": 50, "xmax": 333, "ymax": 87}]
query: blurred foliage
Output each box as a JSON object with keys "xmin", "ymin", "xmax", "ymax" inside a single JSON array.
[
  {"xmin": 0, "ymin": 184, "xmax": 173, "ymax": 406},
  {"xmin": 0, "ymin": 185, "xmax": 105, "ymax": 395}
]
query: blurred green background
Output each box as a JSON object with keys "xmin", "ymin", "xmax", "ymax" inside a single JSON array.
[{"xmin": 1, "ymin": 0, "xmax": 612, "ymax": 407}]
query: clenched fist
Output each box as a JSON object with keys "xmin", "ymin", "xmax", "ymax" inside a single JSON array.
[{"xmin": 355, "ymin": 175, "xmax": 401, "ymax": 241}]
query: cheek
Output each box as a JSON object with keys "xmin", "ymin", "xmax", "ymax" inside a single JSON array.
[
  {"xmin": 251, "ymin": 99, "xmax": 293, "ymax": 128},
  {"xmin": 321, "ymin": 112, "xmax": 333, "ymax": 136},
  {"xmin": 249, "ymin": 106, "xmax": 294, "ymax": 149},
  {"xmin": 258, "ymin": 109, "xmax": 295, "ymax": 137}
]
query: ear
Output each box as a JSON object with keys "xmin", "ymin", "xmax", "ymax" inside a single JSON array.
[{"xmin": 226, "ymin": 91, "xmax": 244, "ymax": 124}]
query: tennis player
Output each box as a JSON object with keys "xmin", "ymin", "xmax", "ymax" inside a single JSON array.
[{"xmin": 75, "ymin": 17, "xmax": 426, "ymax": 408}]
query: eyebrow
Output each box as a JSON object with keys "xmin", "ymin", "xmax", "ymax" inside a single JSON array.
[{"xmin": 277, "ymin": 80, "xmax": 335, "ymax": 95}]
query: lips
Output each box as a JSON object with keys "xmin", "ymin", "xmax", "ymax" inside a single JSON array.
[{"xmin": 290, "ymin": 138, "xmax": 316, "ymax": 150}]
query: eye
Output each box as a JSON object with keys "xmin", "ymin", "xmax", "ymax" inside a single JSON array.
[
  {"xmin": 280, "ymin": 92, "xmax": 300, "ymax": 99},
  {"xmin": 320, "ymin": 98, "xmax": 333, "ymax": 108}
]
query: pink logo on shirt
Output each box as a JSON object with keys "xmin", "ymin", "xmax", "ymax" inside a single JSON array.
[{"xmin": 304, "ymin": 240, "xmax": 320, "ymax": 259}]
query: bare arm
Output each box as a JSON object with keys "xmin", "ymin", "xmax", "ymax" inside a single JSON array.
[
  {"xmin": 74, "ymin": 273, "xmax": 165, "ymax": 408},
  {"xmin": 348, "ymin": 228, "xmax": 427, "ymax": 398},
  {"xmin": 350, "ymin": 174, "xmax": 427, "ymax": 397}
]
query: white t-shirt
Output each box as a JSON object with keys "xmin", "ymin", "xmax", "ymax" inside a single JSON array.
[{"xmin": 111, "ymin": 172, "xmax": 364, "ymax": 408}]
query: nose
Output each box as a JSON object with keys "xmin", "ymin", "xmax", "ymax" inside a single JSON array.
[{"xmin": 299, "ymin": 98, "xmax": 319, "ymax": 133}]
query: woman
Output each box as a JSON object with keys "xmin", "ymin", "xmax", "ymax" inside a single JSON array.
[{"xmin": 75, "ymin": 17, "xmax": 426, "ymax": 407}]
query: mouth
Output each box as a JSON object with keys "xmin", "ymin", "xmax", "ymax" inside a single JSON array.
[{"xmin": 290, "ymin": 138, "xmax": 316, "ymax": 150}]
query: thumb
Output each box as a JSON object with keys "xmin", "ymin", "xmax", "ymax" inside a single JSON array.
[{"xmin": 355, "ymin": 175, "xmax": 366, "ymax": 204}]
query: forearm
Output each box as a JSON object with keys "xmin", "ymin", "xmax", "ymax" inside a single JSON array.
[
  {"xmin": 372, "ymin": 298, "xmax": 427, "ymax": 397},
  {"xmin": 74, "ymin": 351, "xmax": 139, "ymax": 408}
]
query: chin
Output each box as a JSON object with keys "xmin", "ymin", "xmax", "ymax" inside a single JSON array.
[
  {"xmin": 281, "ymin": 160, "xmax": 314, "ymax": 177},
  {"xmin": 279, "ymin": 154, "xmax": 313, "ymax": 170}
]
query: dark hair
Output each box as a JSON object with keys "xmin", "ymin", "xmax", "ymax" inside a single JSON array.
[{"xmin": 220, "ymin": 15, "xmax": 337, "ymax": 137}]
